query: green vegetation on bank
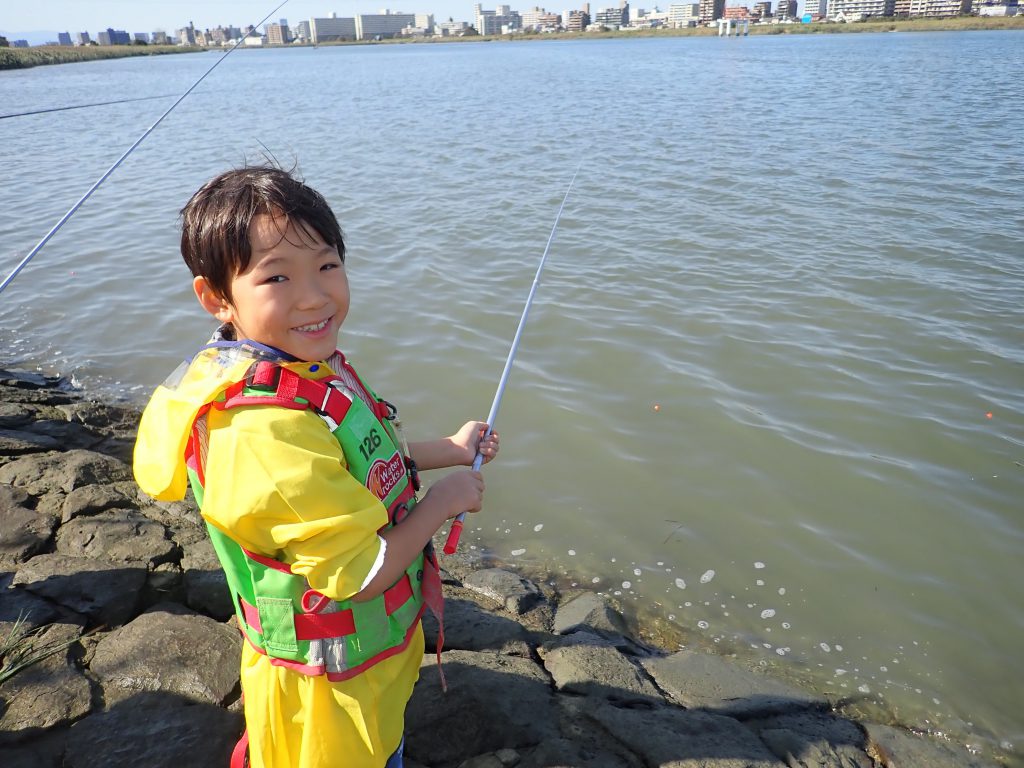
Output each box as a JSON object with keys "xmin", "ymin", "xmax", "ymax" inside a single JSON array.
[{"xmin": 0, "ymin": 44, "xmax": 201, "ymax": 70}]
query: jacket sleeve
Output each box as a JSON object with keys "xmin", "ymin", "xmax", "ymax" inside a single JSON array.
[{"xmin": 199, "ymin": 404, "xmax": 388, "ymax": 602}]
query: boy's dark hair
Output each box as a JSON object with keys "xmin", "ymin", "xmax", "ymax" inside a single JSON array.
[{"xmin": 180, "ymin": 166, "xmax": 345, "ymax": 301}]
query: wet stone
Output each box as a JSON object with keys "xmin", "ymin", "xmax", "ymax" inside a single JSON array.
[{"xmin": 463, "ymin": 567, "xmax": 543, "ymax": 615}]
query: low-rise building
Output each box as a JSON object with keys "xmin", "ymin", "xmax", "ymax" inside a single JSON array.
[
  {"xmin": 907, "ymin": 0, "xmax": 970, "ymax": 14},
  {"xmin": 976, "ymin": 0, "xmax": 1017, "ymax": 13}
]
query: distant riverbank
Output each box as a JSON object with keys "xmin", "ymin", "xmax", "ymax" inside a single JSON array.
[
  {"xmin": 2, "ymin": 15, "xmax": 1021, "ymax": 70},
  {"xmin": 0, "ymin": 44, "xmax": 201, "ymax": 70}
]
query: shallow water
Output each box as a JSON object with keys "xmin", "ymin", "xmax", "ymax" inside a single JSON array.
[{"xmin": 2, "ymin": 33, "xmax": 1022, "ymax": 764}]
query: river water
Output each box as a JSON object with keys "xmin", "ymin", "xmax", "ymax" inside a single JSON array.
[{"xmin": 2, "ymin": 32, "xmax": 1022, "ymax": 764}]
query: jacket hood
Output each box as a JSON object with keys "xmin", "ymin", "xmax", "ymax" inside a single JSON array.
[{"xmin": 133, "ymin": 345, "xmax": 260, "ymax": 501}]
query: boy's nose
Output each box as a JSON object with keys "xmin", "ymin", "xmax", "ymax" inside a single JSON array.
[{"xmin": 296, "ymin": 280, "xmax": 330, "ymax": 309}]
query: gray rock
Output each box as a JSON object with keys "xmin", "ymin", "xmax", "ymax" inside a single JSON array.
[
  {"xmin": 422, "ymin": 596, "xmax": 533, "ymax": 656},
  {"xmin": 0, "ymin": 370, "xmax": 55, "ymax": 389},
  {"xmin": 0, "ymin": 428, "xmax": 61, "ymax": 454},
  {"xmin": 55, "ymin": 509, "xmax": 177, "ymax": 566},
  {"xmin": 0, "ymin": 623, "xmax": 91, "ymax": 743},
  {"xmin": 407, "ymin": 650, "xmax": 560, "ymax": 764},
  {"xmin": 60, "ymin": 483, "xmax": 137, "ymax": 522},
  {"xmin": 0, "ymin": 402, "xmax": 58, "ymax": 429},
  {"xmin": 0, "ymin": 485, "xmax": 58, "ymax": 566},
  {"xmin": 539, "ymin": 632, "xmax": 663, "ymax": 704},
  {"xmin": 0, "ymin": 579, "xmax": 64, "ymax": 630},
  {"xmin": 64, "ymin": 691, "xmax": 242, "ymax": 768},
  {"xmin": 552, "ymin": 592, "xmax": 630, "ymax": 642},
  {"xmin": 863, "ymin": 723, "xmax": 1001, "ymax": 768},
  {"xmin": 90, "ymin": 607, "xmax": 241, "ymax": 706},
  {"xmin": 180, "ymin": 536, "xmax": 233, "ymax": 620},
  {"xmin": 518, "ymin": 737, "xmax": 636, "ymax": 768},
  {"xmin": 642, "ymin": 650, "xmax": 827, "ymax": 719},
  {"xmin": 0, "ymin": 729, "xmax": 67, "ymax": 768},
  {"xmin": 12, "ymin": 553, "xmax": 147, "ymax": 626},
  {"xmin": 0, "ymin": 449, "xmax": 133, "ymax": 496},
  {"xmin": 585, "ymin": 699, "xmax": 786, "ymax": 768},
  {"xmin": 747, "ymin": 712, "xmax": 873, "ymax": 768},
  {"xmin": 463, "ymin": 568, "xmax": 543, "ymax": 615}
]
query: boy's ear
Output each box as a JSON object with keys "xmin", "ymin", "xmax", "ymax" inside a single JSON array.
[{"xmin": 193, "ymin": 276, "xmax": 234, "ymax": 323}]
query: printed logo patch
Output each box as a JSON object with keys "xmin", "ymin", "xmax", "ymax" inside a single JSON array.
[{"xmin": 366, "ymin": 451, "xmax": 404, "ymax": 501}]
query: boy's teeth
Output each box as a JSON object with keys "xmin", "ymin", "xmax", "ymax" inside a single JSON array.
[{"xmin": 296, "ymin": 319, "xmax": 328, "ymax": 332}]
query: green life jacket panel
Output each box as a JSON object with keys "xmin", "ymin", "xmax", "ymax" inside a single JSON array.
[{"xmin": 186, "ymin": 358, "xmax": 435, "ymax": 681}]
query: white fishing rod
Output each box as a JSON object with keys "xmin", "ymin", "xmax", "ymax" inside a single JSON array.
[
  {"xmin": 0, "ymin": 0, "xmax": 291, "ymax": 297},
  {"xmin": 443, "ymin": 164, "xmax": 581, "ymax": 555}
]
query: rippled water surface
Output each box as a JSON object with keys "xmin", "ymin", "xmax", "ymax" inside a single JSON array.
[{"xmin": 2, "ymin": 32, "xmax": 1023, "ymax": 763}]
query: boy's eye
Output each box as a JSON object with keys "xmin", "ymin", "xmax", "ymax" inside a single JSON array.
[
  {"xmin": 321, "ymin": 262, "xmax": 339, "ymax": 271},
  {"xmin": 264, "ymin": 275, "xmax": 287, "ymax": 284}
]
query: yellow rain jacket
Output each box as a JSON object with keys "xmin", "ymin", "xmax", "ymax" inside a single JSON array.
[{"xmin": 134, "ymin": 345, "xmax": 421, "ymax": 768}]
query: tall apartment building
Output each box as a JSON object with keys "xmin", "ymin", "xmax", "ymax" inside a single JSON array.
[
  {"xmin": 310, "ymin": 14, "xmax": 357, "ymax": 42},
  {"xmin": 699, "ymin": 0, "xmax": 726, "ymax": 21},
  {"xmin": 522, "ymin": 6, "xmax": 557, "ymax": 27},
  {"xmin": 753, "ymin": 0, "xmax": 772, "ymax": 15},
  {"xmin": 414, "ymin": 14, "xmax": 436, "ymax": 32},
  {"xmin": 594, "ymin": 1, "xmax": 630, "ymax": 26},
  {"xmin": 151, "ymin": 31, "xmax": 168, "ymax": 44},
  {"xmin": 564, "ymin": 9, "xmax": 592, "ymax": 29},
  {"xmin": 668, "ymin": 3, "xmax": 701, "ymax": 23},
  {"xmin": 133, "ymin": 32, "xmax": 150, "ymax": 43},
  {"xmin": 74, "ymin": 32, "xmax": 91, "ymax": 45},
  {"xmin": 57, "ymin": 32, "xmax": 72, "ymax": 45},
  {"xmin": 473, "ymin": 3, "xmax": 523, "ymax": 33},
  {"xmin": 266, "ymin": 22, "xmax": 290, "ymax": 44}
]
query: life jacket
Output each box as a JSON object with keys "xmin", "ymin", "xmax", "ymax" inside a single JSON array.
[{"xmin": 136, "ymin": 347, "xmax": 443, "ymax": 682}]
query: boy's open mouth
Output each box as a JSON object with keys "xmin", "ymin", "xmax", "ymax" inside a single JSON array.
[{"xmin": 293, "ymin": 317, "xmax": 331, "ymax": 333}]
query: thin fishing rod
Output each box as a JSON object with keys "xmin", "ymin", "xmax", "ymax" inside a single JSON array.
[
  {"xmin": 0, "ymin": 0, "xmax": 290, "ymax": 298},
  {"xmin": 0, "ymin": 94, "xmax": 176, "ymax": 121},
  {"xmin": 443, "ymin": 164, "xmax": 581, "ymax": 555}
]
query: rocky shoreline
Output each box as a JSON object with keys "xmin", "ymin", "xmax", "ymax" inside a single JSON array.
[{"xmin": 0, "ymin": 367, "xmax": 998, "ymax": 768}]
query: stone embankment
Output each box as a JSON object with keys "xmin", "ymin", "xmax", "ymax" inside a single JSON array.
[{"xmin": 0, "ymin": 367, "xmax": 997, "ymax": 768}]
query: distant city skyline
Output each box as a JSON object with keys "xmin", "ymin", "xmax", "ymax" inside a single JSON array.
[
  {"xmin": 2, "ymin": 0, "xmax": 806, "ymax": 43},
  {"xmin": 9, "ymin": 1, "xmax": 461, "ymax": 38}
]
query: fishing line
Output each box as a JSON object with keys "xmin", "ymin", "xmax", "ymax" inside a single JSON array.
[
  {"xmin": 443, "ymin": 163, "xmax": 581, "ymax": 555},
  {"xmin": 0, "ymin": 0, "xmax": 291, "ymax": 298},
  {"xmin": 0, "ymin": 94, "xmax": 177, "ymax": 120}
]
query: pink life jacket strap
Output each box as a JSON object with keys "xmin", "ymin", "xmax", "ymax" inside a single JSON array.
[{"xmin": 215, "ymin": 361, "xmax": 354, "ymax": 426}]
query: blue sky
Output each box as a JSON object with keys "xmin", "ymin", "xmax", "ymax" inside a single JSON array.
[{"xmin": 1, "ymin": 0, "xmax": 480, "ymax": 40}]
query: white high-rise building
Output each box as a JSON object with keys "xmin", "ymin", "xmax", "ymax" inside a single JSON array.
[
  {"xmin": 668, "ymin": 2, "xmax": 700, "ymax": 24},
  {"xmin": 310, "ymin": 14, "xmax": 357, "ymax": 42},
  {"xmin": 354, "ymin": 11, "xmax": 416, "ymax": 39}
]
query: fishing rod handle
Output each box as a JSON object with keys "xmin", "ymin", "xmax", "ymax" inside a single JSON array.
[{"xmin": 441, "ymin": 452, "xmax": 486, "ymax": 555}]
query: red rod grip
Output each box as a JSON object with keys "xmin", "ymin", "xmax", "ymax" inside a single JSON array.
[{"xmin": 443, "ymin": 519, "xmax": 464, "ymax": 555}]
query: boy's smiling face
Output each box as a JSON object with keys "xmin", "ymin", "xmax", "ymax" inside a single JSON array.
[{"xmin": 194, "ymin": 212, "xmax": 349, "ymax": 362}]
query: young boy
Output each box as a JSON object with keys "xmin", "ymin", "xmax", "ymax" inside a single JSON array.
[{"xmin": 133, "ymin": 166, "xmax": 498, "ymax": 768}]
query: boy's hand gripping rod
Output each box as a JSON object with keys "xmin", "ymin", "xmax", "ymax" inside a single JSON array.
[{"xmin": 443, "ymin": 165, "xmax": 580, "ymax": 555}]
